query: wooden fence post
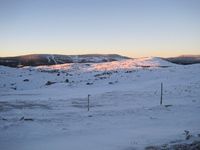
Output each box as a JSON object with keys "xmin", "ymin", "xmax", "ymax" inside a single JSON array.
[
  {"xmin": 88, "ymin": 94, "xmax": 90, "ymax": 111},
  {"xmin": 160, "ymin": 82, "xmax": 163, "ymax": 105}
]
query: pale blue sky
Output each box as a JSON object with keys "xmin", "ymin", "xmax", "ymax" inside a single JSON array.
[{"xmin": 0, "ymin": 0, "xmax": 200, "ymax": 57}]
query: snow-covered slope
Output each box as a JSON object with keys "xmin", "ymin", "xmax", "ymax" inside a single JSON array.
[
  {"xmin": 0, "ymin": 57, "xmax": 174, "ymax": 91},
  {"xmin": 0, "ymin": 57, "xmax": 200, "ymax": 150},
  {"xmin": 35, "ymin": 57, "xmax": 174, "ymax": 72}
]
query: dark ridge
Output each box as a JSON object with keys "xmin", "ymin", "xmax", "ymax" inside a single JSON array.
[
  {"xmin": 0, "ymin": 54, "xmax": 130, "ymax": 67},
  {"xmin": 164, "ymin": 55, "xmax": 200, "ymax": 65}
]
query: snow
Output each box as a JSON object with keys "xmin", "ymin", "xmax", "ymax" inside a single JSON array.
[
  {"xmin": 0, "ymin": 57, "xmax": 200, "ymax": 150},
  {"xmin": 34, "ymin": 57, "xmax": 173, "ymax": 72},
  {"xmin": 50, "ymin": 54, "xmax": 57, "ymax": 64}
]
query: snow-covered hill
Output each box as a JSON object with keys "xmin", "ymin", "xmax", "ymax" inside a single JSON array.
[
  {"xmin": 0, "ymin": 57, "xmax": 200, "ymax": 150},
  {"xmin": 0, "ymin": 57, "xmax": 174, "ymax": 90},
  {"xmin": 34, "ymin": 57, "xmax": 174, "ymax": 72},
  {"xmin": 165, "ymin": 55, "xmax": 200, "ymax": 65},
  {"xmin": 0, "ymin": 54, "xmax": 129, "ymax": 67}
]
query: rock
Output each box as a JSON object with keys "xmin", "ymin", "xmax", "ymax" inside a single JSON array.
[
  {"xmin": 184, "ymin": 130, "xmax": 192, "ymax": 140},
  {"xmin": 1, "ymin": 117, "xmax": 7, "ymax": 121},
  {"xmin": 45, "ymin": 81, "xmax": 56, "ymax": 86},
  {"xmin": 125, "ymin": 70, "xmax": 133, "ymax": 73},
  {"xmin": 23, "ymin": 79, "xmax": 29, "ymax": 82},
  {"xmin": 164, "ymin": 105, "xmax": 173, "ymax": 108},
  {"xmin": 20, "ymin": 116, "xmax": 25, "ymax": 121},
  {"xmin": 11, "ymin": 87, "xmax": 17, "ymax": 90},
  {"xmin": 86, "ymin": 82, "xmax": 93, "ymax": 85},
  {"xmin": 24, "ymin": 118, "xmax": 34, "ymax": 121},
  {"xmin": 19, "ymin": 116, "xmax": 34, "ymax": 121}
]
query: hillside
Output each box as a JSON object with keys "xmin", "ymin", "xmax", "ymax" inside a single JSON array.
[
  {"xmin": 165, "ymin": 55, "xmax": 200, "ymax": 65},
  {"xmin": 0, "ymin": 54, "xmax": 129, "ymax": 67},
  {"xmin": 0, "ymin": 57, "xmax": 175, "ymax": 91},
  {"xmin": 0, "ymin": 57, "xmax": 200, "ymax": 150}
]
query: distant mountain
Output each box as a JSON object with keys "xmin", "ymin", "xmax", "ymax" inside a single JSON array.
[
  {"xmin": 164, "ymin": 55, "xmax": 200, "ymax": 65},
  {"xmin": 0, "ymin": 54, "xmax": 130, "ymax": 67}
]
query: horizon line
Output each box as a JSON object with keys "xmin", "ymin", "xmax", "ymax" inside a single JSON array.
[{"xmin": 1, "ymin": 52, "xmax": 200, "ymax": 58}]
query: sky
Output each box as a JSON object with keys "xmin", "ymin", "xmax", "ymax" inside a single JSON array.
[{"xmin": 0, "ymin": 0, "xmax": 200, "ymax": 58}]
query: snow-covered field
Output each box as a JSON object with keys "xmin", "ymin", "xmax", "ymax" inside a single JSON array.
[{"xmin": 0, "ymin": 57, "xmax": 200, "ymax": 150}]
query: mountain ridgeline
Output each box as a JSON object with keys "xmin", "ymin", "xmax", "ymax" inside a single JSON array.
[
  {"xmin": 0, "ymin": 54, "xmax": 200, "ymax": 67},
  {"xmin": 164, "ymin": 55, "xmax": 200, "ymax": 65},
  {"xmin": 0, "ymin": 54, "xmax": 130, "ymax": 67}
]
